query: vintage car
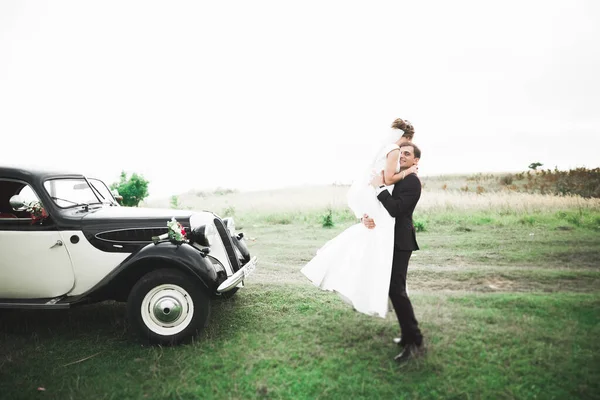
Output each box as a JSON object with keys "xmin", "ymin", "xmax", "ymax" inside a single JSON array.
[{"xmin": 0, "ymin": 166, "xmax": 257, "ymax": 344}]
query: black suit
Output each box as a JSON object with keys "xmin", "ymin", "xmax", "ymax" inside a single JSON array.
[{"xmin": 377, "ymin": 174, "xmax": 423, "ymax": 345}]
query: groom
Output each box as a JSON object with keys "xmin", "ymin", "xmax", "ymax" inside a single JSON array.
[{"xmin": 363, "ymin": 142, "xmax": 424, "ymax": 363}]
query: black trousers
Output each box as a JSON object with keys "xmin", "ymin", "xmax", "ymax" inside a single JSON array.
[{"xmin": 389, "ymin": 248, "xmax": 422, "ymax": 345}]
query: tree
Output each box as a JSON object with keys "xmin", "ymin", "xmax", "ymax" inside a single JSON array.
[
  {"xmin": 110, "ymin": 171, "xmax": 149, "ymax": 207},
  {"xmin": 170, "ymin": 195, "xmax": 180, "ymax": 209},
  {"xmin": 528, "ymin": 162, "xmax": 543, "ymax": 170}
]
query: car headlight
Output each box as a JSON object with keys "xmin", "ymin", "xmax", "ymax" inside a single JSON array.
[
  {"xmin": 223, "ymin": 217, "xmax": 235, "ymax": 236},
  {"xmin": 188, "ymin": 222, "xmax": 217, "ymax": 247}
]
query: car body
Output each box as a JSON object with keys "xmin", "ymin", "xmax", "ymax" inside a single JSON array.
[{"xmin": 0, "ymin": 165, "xmax": 257, "ymax": 344}]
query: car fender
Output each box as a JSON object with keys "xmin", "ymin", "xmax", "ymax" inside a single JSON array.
[{"xmin": 83, "ymin": 241, "xmax": 218, "ymax": 302}]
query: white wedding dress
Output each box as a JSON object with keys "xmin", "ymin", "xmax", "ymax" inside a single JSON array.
[{"xmin": 301, "ymin": 143, "xmax": 400, "ymax": 318}]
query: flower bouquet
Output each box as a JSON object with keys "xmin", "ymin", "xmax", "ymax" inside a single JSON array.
[
  {"xmin": 25, "ymin": 201, "xmax": 48, "ymax": 224},
  {"xmin": 152, "ymin": 217, "xmax": 188, "ymax": 245}
]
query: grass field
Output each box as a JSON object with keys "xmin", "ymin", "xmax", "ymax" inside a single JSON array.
[{"xmin": 1, "ymin": 178, "xmax": 599, "ymax": 399}]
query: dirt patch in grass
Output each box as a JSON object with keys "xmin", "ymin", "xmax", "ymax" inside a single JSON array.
[
  {"xmin": 408, "ymin": 266, "xmax": 600, "ymax": 294},
  {"xmin": 481, "ymin": 276, "xmax": 516, "ymax": 291}
]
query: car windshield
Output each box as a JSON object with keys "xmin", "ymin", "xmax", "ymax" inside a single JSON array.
[
  {"xmin": 44, "ymin": 178, "xmax": 103, "ymax": 208},
  {"xmin": 89, "ymin": 178, "xmax": 118, "ymax": 206}
]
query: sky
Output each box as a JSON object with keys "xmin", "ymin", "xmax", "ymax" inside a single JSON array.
[{"xmin": 1, "ymin": 0, "xmax": 598, "ymax": 200}]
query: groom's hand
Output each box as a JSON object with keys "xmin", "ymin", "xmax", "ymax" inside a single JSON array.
[{"xmin": 362, "ymin": 214, "xmax": 376, "ymax": 229}]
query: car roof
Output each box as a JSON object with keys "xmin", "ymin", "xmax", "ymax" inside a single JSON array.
[{"xmin": 0, "ymin": 165, "xmax": 85, "ymax": 181}]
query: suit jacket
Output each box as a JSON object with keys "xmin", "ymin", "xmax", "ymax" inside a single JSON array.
[{"xmin": 376, "ymin": 174, "xmax": 421, "ymax": 251}]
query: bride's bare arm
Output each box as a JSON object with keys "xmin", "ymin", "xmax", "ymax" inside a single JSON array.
[
  {"xmin": 382, "ymin": 149, "xmax": 400, "ymax": 185},
  {"xmin": 383, "ymin": 150, "xmax": 417, "ymax": 185}
]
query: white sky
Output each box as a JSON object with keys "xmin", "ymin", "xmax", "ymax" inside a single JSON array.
[{"xmin": 1, "ymin": 0, "xmax": 598, "ymax": 200}]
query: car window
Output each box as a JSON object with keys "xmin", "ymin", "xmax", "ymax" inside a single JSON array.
[
  {"xmin": 17, "ymin": 185, "xmax": 40, "ymax": 203},
  {"xmin": 0, "ymin": 180, "xmax": 41, "ymax": 219},
  {"xmin": 44, "ymin": 178, "xmax": 100, "ymax": 208},
  {"xmin": 89, "ymin": 178, "xmax": 118, "ymax": 205}
]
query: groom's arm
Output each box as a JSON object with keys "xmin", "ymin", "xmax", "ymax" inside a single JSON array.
[{"xmin": 376, "ymin": 176, "xmax": 421, "ymax": 218}]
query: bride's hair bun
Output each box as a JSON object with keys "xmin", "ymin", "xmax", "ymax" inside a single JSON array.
[{"xmin": 391, "ymin": 118, "xmax": 415, "ymax": 139}]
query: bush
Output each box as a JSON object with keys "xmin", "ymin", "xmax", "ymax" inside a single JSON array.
[
  {"xmin": 110, "ymin": 171, "xmax": 149, "ymax": 207},
  {"xmin": 500, "ymin": 174, "xmax": 514, "ymax": 185},
  {"xmin": 214, "ymin": 187, "xmax": 237, "ymax": 196},
  {"xmin": 519, "ymin": 216, "xmax": 537, "ymax": 226},
  {"xmin": 265, "ymin": 214, "xmax": 292, "ymax": 225},
  {"xmin": 222, "ymin": 206, "xmax": 236, "ymax": 217},
  {"xmin": 517, "ymin": 168, "xmax": 599, "ymax": 198},
  {"xmin": 322, "ymin": 209, "xmax": 334, "ymax": 228},
  {"xmin": 414, "ymin": 220, "xmax": 426, "ymax": 232}
]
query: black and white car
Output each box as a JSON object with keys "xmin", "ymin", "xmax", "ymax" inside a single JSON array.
[{"xmin": 0, "ymin": 166, "xmax": 257, "ymax": 344}]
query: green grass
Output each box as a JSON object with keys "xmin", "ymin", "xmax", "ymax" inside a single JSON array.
[
  {"xmin": 1, "ymin": 205, "xmax": 599, "ymax": 399},
  {"xmin": 1, "ymin": 291, "xmax": 598, "ymax": 399}
]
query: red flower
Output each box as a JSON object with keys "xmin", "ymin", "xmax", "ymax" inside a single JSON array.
[{"xmin": 27, "ymin": 202, "xmax": 48, "ymax": 224}]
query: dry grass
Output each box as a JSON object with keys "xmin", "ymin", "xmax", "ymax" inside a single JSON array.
[
  {"xmin": 145, "ymin": 184, "xmax": 351, "ymax": 213},
  {"xmin": 145, "ymin": 183, "xmax": 600, "ymax": 215},
  {"xmin": 418, "ymin": 190, "xmax": 600, "ymax": 213}
]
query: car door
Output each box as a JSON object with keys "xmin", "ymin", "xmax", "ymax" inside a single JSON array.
[{"xmin": 0, "ymin": 180, "xmax": 75, "ymax": 299}]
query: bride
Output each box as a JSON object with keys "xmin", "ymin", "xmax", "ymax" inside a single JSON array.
[{"xmin": 301, "ymin": 118, "xmax": 418, "ymax": 318}]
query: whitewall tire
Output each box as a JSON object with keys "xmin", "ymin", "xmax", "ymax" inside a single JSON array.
[{"xmin": 127, "ymin": 269, "xmax": 210, "ymax": 345}]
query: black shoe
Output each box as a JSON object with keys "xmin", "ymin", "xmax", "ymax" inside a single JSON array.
[
  {"xmin": 392, "ymin": 337, "xmax": 407, "ymax": 347},
  {"xmin": 394, "ymin": 343, "xmax": 425, "ymax": 363}
]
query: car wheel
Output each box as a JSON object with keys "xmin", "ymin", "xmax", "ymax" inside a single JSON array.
[{"xmin": 127, "ymin": 268, "xmax": 210, "ymax": 345}]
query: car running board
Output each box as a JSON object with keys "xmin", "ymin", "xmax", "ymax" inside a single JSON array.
[
  {"xmin": 0, "ymin": 296, "xmax": 70, "ymax": 309},
  {"xmin": 217, "ymin": 256, "xmax": 258, "ymax": 293}
]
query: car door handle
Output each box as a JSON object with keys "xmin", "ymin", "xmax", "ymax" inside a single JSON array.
[{"xmin": 50, "ymin": 240, "xmax": 63, "ymax": 249}]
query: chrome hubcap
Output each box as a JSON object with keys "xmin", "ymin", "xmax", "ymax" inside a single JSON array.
[
  {"xmin": 141, "ymin": 284, "xmax": 194, "ymax": 335},
  {"xmin": 152, "ymin": 296, "xmax": 182, "ymax": 323}
]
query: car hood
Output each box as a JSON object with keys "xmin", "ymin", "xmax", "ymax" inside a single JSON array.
[
  {"xmin": 82, "ymin": 206, "xmax": 196, "ymax": 224},
  {"xmin": 79, "ymin": 206, "xmax": 217, "ymax": 254}
]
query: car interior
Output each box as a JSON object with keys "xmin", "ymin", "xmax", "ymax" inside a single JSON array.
[{"xmin": 0, "ymin": 180, "xmax": 38, "ymax": 219}]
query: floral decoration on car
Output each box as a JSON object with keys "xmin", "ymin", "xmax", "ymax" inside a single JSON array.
[
  {"xmin": 152, "ymin": 217, "xmax": 188, "ymax": 245},
  {"xmin": 167, "ymin": 217, "xmax": 188, "ymax": 243},
  {"xmin": 25, "ymin": 201, "xmax": 48, "ymax": 224}
]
